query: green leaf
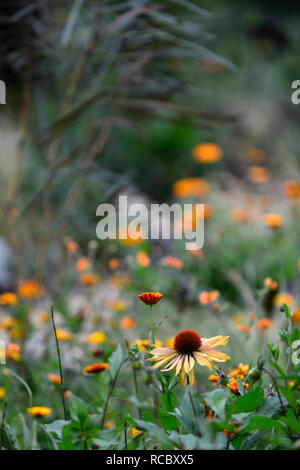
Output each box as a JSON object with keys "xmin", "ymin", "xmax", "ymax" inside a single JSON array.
[
  {"xmin": 283, "ymin": 303, "xmax": 291, "ymax": 320},
  {"xmin": 277, "ymin": 386, "xmax": 298, "ymax": 411},
  {"xmin": 204, "ymin": 388, "xmax": 228, "ymax": 421},
  {"xmin": 243, "ymin": 416, "xmax": 284, "ymax": 432},
  {"xmin": 44, "ymin": 420, "xmax": 70, "ymax": 440},
  {"xmin": 69, "ymin": 395, "xmax": 88, "ymax": 429},
  {"xmin": 237, "ymin": 378, "xmax": 245, "ymax": 396},
  {"xmin": 161, "ymin": 391, "xmax": 177, "ymax": 412},
  {"xmin": 108, "ymin": 344, "xmax": 125, "ymax": 379},
  {"xmin": 133, "ymin": 419, "xmax": 176, "ymax": 449},
  {"xmin": 227, "ymin": 387, "xmax": 264, "ymax": 416}
]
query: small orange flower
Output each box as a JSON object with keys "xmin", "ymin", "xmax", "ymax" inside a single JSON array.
[
  {"xmin": 0, "ymin": 388, "xmax": 6, "ymax": 399},
  {"xmin": 79, "ymin": 273, "xmax": 100, "ymax": 285},
  {"xmin": 172, "ymin": 177, "xmax": 210, "ymax": 198},
  {"xmin": 120, "ymin": 316, "xmax": 137, "ymax": 329},
  {"xmin": 162, "ymin": 256, "xmax": 183, "ymax": 269},
  {"xmin": 56, "ymin": 329, "xmax": 73, "ymax": 341},
  {"xmin": 18, "ymin": 280, "xmax": 44, "ymax": 299},
  {"xmin": 106, "ymin": 299, "xmax": 126, "ymax": 311},
  {"xmin": 76, "ymin": 257, "xmax": 91, "ymax": 273},
  {"xmin": 284, "ymin": 180, "xmax": 300, "ymax": 199},
  {"xmin": 129, "ymin": 427, "xmax": 142, "ymax": 438},
  {"xmin": 264, "ymin": 277, "xmax": 278, "ymax": 290},
  {"xmin": 133, "ymin": 339, "xmax": 162, "ymax": 352},
  {"xmin": 227, "ymin": 378, "xmax": 248, "ymax": 395},
  {"xmin": 0, "ymin": 292, "xmax": 18, "ymax": 305},
  {"xmin": 83, "ymin": 363, "xmax": 109, "ymax": 374},
  {"xmin": 263, "ymin": 213, "xmax": 283, "ymax": 228},
  {"xmin": 292, "ymin": 308, "xmax": 300, "ymax": 323},
  {"xmin": 5, "ymin": 342, "xmax": 21, "ymax": 361},
  {"xmin": 247, "ymin": 166, "xmax": 270, "ymax": 184},
  {"xmin": 192, "ymin": 143, "xmax": 222, "ymax": 164},
  {"xmin": 136, "ymin": 251, "xmax": 151, "ymax": 267},
  {"xmin": 86, "ymin": 331, "xmax": 106, "ymax": 344},
  {"xmin": 231, "ymin": 207, "xmax": 250, "ymax": 224},
  {"xmin": 0, "ymin": 316, "xmax": 19, "ymax": 330},
  {"xmin": 27, "ymin": 407, "xmax": 51, "ymax": 417},
  {"xmin": 208, "ymin": 374, "xmax": 220, "ymax": 384},
  {"xmin": 273, "ymin": 292, "xmax": 294, "ymax": 308},
  {"xmin": 118, "ymin": 228, "xmax": 143, "ymax": 246},
  {"xmin": 198, "ymin": 290, "xmax": 219, "ymax": 305},
  {"xmin": 165, "ymin": 337, "xmax": 174, "ymax": 348},
  {"xmin": 228, "ymin": 363, "xmax": 249, "ymax": 379},
  {"xmin": 138, "ymin": 292, "xmax": 163, "ymax": 305},
  {"xmin": 66, "ymin": 239, "xmax": 78, "ymax": 254},
  {"xmin": 256, "ymin": 318, "xmax": 273, "ymax": 330},
  {"xmin": 236, "ymin": 324, "xmax": 252, "ymax": 333},
  {"xmin": 108, "ymin": 258, "xmax": 119, "ymax": 270},
  {"xmin": 48, "ymin": 373, "xmax": 61, "ymax": 384}
]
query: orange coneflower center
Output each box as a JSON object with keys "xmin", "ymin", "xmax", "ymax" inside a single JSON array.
[{"xmin": 174, "ymin": 329, "xmax": 201, "ymax": 354}]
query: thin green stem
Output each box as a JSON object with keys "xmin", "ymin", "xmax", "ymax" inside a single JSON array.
[
  {"xmin": 150, "ymin": 305, "xmax": 155, "ymax": 345},
  {"xmin": 50, "ymin": 305, "xmax": 67, "ymax": 420},
  {"xmin": 124, "ymin": 420, "xmax": 128, "ymax": 450},
  {"xmin": 100, "ymin": 358, "xmax": 128, "ymax": 429}
]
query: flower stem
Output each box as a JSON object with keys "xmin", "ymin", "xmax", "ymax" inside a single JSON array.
[
  {"xmin": 150, "ymin": 305, "xmax": 155, "ymax": 345},
  {"xmin": 50, "ymin": 305, "xmax": 67, "ymax": 420},
  {"xmin": 100, "ymin": 358, "xmax": 128, "ymax": 429},
  {"xmin": 187, "ymin": 384, "xmax": 201, "ymax": 437}
]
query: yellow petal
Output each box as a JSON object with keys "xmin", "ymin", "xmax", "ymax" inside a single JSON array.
[{"xmin": 194, "ymin": 352, "xmax": 213, "ymax": 370}]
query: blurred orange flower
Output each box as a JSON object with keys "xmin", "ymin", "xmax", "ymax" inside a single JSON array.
[
  {"xmin": 256, "ymin": 318, "xmax": 273, "ymax": 330},
  {"xmin": 56, "ymin": 329, "xmax": 73, "ymax": 341},
  {"xmin": 108, "ymin": 258, "xmax": 119, "ymax": 270},
  {"xmin": 120, "ymin": 316, "xmax": 137, "ymax": 329},
  {"xmin": 18, "ymin": 280, "xmax": 44, "ymax": 299},
  {"xmin": 198, "ymin": 290, "xmax": 219, "ymax": 305},
  {"xmin": 5, "ymin": 342, "xmax": 21, "ymax": 361},
  {"xmin": 264, "ymin": 277, "xmax": 278, "ymax": 290},
  {"xmin": 236, "ymin": 324, "xmax": 252, "ymax": 333},
  {"xmin": 172, "ymin": 177, "xmax": 210, "ymax": 198},
  {"xmin": 247, "ymin": 166, "xmax": 270, "ymax": 184},
  {"xmin": 192, "ymin": 143, "xmax": 222, "ymax": 164},
  {"xmin": 227, "ymin": 378, "xmax": 248, "ymax": 395},
  {"xmin": 48, "ymin": 373, "xmax": 61, "ymax": 384},
  {"xmin": 263, "ymin": 213, "xmax": 283, "ymax": 228},
  {"xmin": 247, "ymin": 148, "xmax": 265, "ymax": 164},
  {"xmin": 136, "ymin": 251, "xmax": 150, "ymax": 267},
  {"xmin": 231, "ymin": 207, "xmax": 250, "ymax": 224},
  {"xmin": 273, "ymin": 292, "xmax": 294, "ymax": 308},
  {"xmin": 66, "ymin": 239, "xmax": 78, "ymax": 254},
  {"xmin": 27, "ymin": 407, "xmax": 51, "ymax": 417},
  {"xmin": 162, "ymin": 256, "xmax": 183, "ymax": 269},
  {"xmin": 83, "ymin": 363, "xmax": 108, "ymax": 374},
  {"xmin": 0, "ymin": 292, "xmax": 18, "ymax": 305},
  {"xmin": 79, "ymin": 273, "xmax": 100, "ymax": 285},
  {"xmin": 284, "ymin": 180, "xmax": 300, "ymax": 199},
  {"xmin": 76, "ymin": 257, "xmax": 91, "ymax": 272},
  {"xmin": 118, "ymin": 228, "xmax": 143, "ymax": 246},
  {"xmin": 292, "ymin": 308, "xmax": 300, "ymax": 323},
  {"xmin": 86, "ymin": 331, "xmax": 106, "ymax": 344},
  {"xmin": 106, "ymin": 299, "xmax": 126, "ymax": 311}
]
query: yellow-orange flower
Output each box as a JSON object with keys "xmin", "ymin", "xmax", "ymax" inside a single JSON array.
[
  {"xmin": 86, "ymin": 331, "xmax": 106, "ymax": 344},
  {"xmin": 263, "ymin": 213, "xmax": 283, "ymax": 228},
  {"xmin": 0, "ymin": 292, "xmax": 18, "ymax": 305},
  {"xmin": 256, "ymin": 318, "xmax": 273, "ymax": 330},
  {"xmin": 136, "ymin": 251, "xmax": 151, "ymax": 267},
  {"xmin": 192, "ymin": 143, "xmax": 222, "ymax": 164},
  {"xmin": 284, "ymin": 180, "xmax": 300, "ymax": 199},
  {"xmin": 66, "ymin": 239, "xmax": 78, "ymax": 254},
  {"xmin": 162, "ymin": 256, "xmax": 183, "ymax": 270},
  {"xmin": 83, "ymin": 363, "xmax": 109, "ymax": 374},
  {"xmin": 133, "ymin": 339, "xmax": 162, "ymax": 352},
  {"xmin": 0, "ymin": 316, "xmax": 19, "ymax": 330},
  {"xmin": 5, "ymin": 342, "xmax": 21, "ymax": 361},
  {"xmin": 231, "ymin": 207, "xmax": 250, "ymax": 224},
  {"xmin": 48, "ymin": 373, "xmax": 61, "ymax": 384},
  {"xmin": 108, "ymin": 258, "xmax": 120, "ymax": 270},
  {"xmin": 138, "ymin": 292, "xmax": 163, "ymax": 305},
  {"xmin": 27, "ymin": 407, "xmax": 51, "ymax": 417},
  {"xmin": 292, "ymin": 308, "xmax": 300, "ymax": 323},
  {"xmin": 236, "ymin": 324, "xmax": 252, "ymax": 333},
  {"xmin": 172, "ymin": 177, "xmax": 210, "ymax": 198},
  {"xmin": 56, "ymin": 329, "xmax": 73, "ymax": 341},
  {"xmin": 118, "ymin": 228, "xmax": 143, "ymax": 246},
  {"xmin": 198, "ymin": 290, "xmax": 219, "ymax": 305},
  {"xmin": 208, "ymin": 374, "xmax": 220, "ymax": 384},
  {"xmin": 0, "ymin": 387, "xmax": 6, "ymax": 399},
  {"xmin": 273, "ymin": 292, "xmax": 294, "ymax": 308},
  {"xmin": 18, "ymin": 280, "xmax": 44, "ymax": 299},
  {"xmin": 129, "ymin": 427, "xmax": 142, "ymax": 438},
  {"xmin": 165, "ymin": 337, "xmax": 174, "ymax": 348},
  {"xmin": 76, "ymin": 257, "xmax": 91, "ymax": 272},
  {"xmin": 120, "ymin": 316, "xmax": 137, "ymax": 329},
  {"xmin": 227, "ymin": 378, "xmax": 248, "ymax": 395},
  {"xmin": 228, "ymin": 363, "xmax": 249, "ymax": 379},
  {"xmin": 150, "ymin": 330, "xmax": 230, "ymax": 386},
  {"xmin": 106, "ymin": 299, "xmax": 126, "ymax": 311},
  {"xmin": 264, "ymin": 277, "xmax": 278, "ymax": 290},
  {"xmin": 247, "ymin": 166, "xmax": 270, "ymax": 184},
  {"xmin": 79, "ymin": 273, "xmax": 100, "ymax": 285}
]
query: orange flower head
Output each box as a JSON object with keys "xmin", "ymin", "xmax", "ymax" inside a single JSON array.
[
  {"xmin": 108, "ymin": 258, "xmax": 119, "ymax": 270},
  {"xmin": 0, "ymin": 292, "xmax": 18, "ymax": 305},
  {"xmin": 236, "ymin": 324, "xmax": 252, "ymax": 333},
  {"xmin": 292, "ymin": 308, "xmax": 300, "ymax": 323},
  {"xmin": 120, "ymin": 316, "xmax": 137, "ymax": 329},
  {"xmin": 27, "ymin": 407, "xmax": 51, "ymax": 417},
  {"xmin": 165, "ymin": 337, "xmax": 174, "ymax": 348},
  {"xmin": 263, "ymin": 213, "xmax": 283, "ymax": 228},
  {"xmin": 118, "ymin": 228, "xmax": 143, "ymax": 246},
  {"xmin": 231, "ymin": 207, "xmax": 250, "ymax": 224},
  {"xmin": 76, "ymin": 257, "xmax": 91, "ymax": 273},
  {"xmin": 83, "ymin": 363, "xmax": 109, "ymax": 374},
  {"xmin": 129, "ymin": 427, "xmax": 142, "ymax": 438},
  {"xmin": 0, "ymin": 388, "xmax": 6, "ymax": 399},
  {"xmin": 192, "ymin": 143, "xmax": 223, "ymax": 164},
  {"xmin": 138, "ymin": 292, "xmax": 163, "ymax": 305},
  {"xmin": 174, "ymin": 329, "xmax": 201, "ymax": 354},
  {"xmin": 198, "ymin": 290, "xmax": 219, "ymax": 305},
  {"xmin": 227, "ymin": 378, "xmax": 248, "ymax": 395},
  {"xmin": 5, "ymin": 342, "xmax": 21, "ymax": 361},
  {"xmin": 79, "ymin": 273, "xmax": 100, "ymax": 286},
  {"xmin": 208, "ymin": 374, "xmax": 220, "ymax": 384},
  {"xmin": 136, "ymin": 251, "xmax": 151, "ymax": 267},
  {"xmin": 86, "ymin": 331, "xmax": 106, "ymax": 344},
  {"xmin": 273, "ymin": 292, "xmax": 294, "ymax": 308},
  {"xmin": 18, "ymin": 280, "xmax": 44, "ymax": 299},
  {"xmin": 256, "ymin": 318, "xmax": 274, "ymax": 330},
  {"xmin": 172, "ymin": 177, "xmax": 210, "ymax": 198},
  {"xmin": 56, "ymin": 329, "xmax": 73, "ymax": 341},
  {"xmin": 264, "ymin": 277, "xmax": 278, "ymax": 290},
  {"xmin": 163, "ymin": 256, "xmax": 183, "ymax": 270},
  {"xmin": 48, "ymin": 373, "xmax": 61, "ymax": 384},
  {"xmin": 66, "ymin": 239, "xmax": 78, "ymax": 254},
  {"xmin": 284, "ymin": 180, "xmax": 300, "ymax": 199},
  {"xmin": 247, "ymin": 166, "xmax": 270, "ymax": 184}
]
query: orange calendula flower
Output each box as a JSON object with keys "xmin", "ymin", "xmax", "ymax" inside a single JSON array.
[
  {"xmin": 256, "ymin": 318, "xmax": 274, "ymax": 330},
  {"xmin": 236, "ymin": 324, "xmax": 252, "ymax": 334},
  {"xmin": 18, "ymin": 280, "xmax": 44, "ymax": 299},
  {"xmin": 247, "ymin": 166, "xmax": 270, "ymax": 184},
  {"xmin": 263, "ymin": 213, "xmax": 283, "ymax": 228},
  {"xmin": 138, "ymin": 292, "xmax": 163, "ymax": 305},
  {"xmin": 48, "ymin": 373, "xmax": 61, "ymax": 384},
  {"xmin": 65, "ymin": 239, "xmax": 78, "ymax": 254},
  {"xmin": 292, "ymin": 308, "xmax": 300, "ymax": 323},
  {"xmin": 86, "ymin": 331, "xmax": 106, "ymax": 344},
  {"xmin": 228, "ymin": 363, "xmax": 249, "ymax": 380},
  {"xmin": 172, "ymin": 177, "xmax": 210, "ymax": 199},
  {"xmin": 5, "ymin": 342, "xmax": 21, "ymax": 361},
  {"xmin": 162, "ymin": 256, "xmax": 183, "ymax": 270},
  {"xmin": 79, "ymin": 273, "xmax": 100, "ymax": 285},
  {"xmin": 56, "ymin": 329, "xmax": 73, "ymax": 341},
  {"xmin": 192, "ymin": 143, "xmax": 223, "ymax": 164},
  {"xmin": 136, "ymin": 251, "xmax": 151, "ymax": 267},
  {"xmin": 208, "ymin": 374, "xmax": 220, "ymax": 384},
  {"xmin": 284, "ymin": 180, "xmax": 300, "ymax": 199},
  {"xmin": 133, "ymin": 339, "xmax": 162, "ymax": 352},
  {"xmin": 27, "ymin": 407, "xmax": 51, "ymax": 417},
  {"xmin": 120, "ymin": 316, "xmax": 137, "ymax": 329},
  {"xmin": 76, "ymin": 257, "xmax": 91, "ymax": 272},
  {"xmin": 83, "ymin": 363, "xmax": 109, "ymax": 374},
  {"xmin": 264, "ymin": 277, "xmax": 278, "ymax": 290},
  {"xmin": 129, "ymin": 427, "xmax": 142, "ymax": 438},
  {"xmin": 273, "ymin": 292, "xmax": 294, "ymax": 308},
  {"xmin": 0, "ymin": 316, "xmax": 19, "ymax": 330},
  {"xmin": 0, "ymin": 292, "xmax": 18, "ymax": 305},
  {"xmin": 108, "ymin": 258, "xmax": 119, "ymax": 270},
  {"xmin": 150, "ymin": 330, "xmax": 230, "ymax": 386},
  {"xmin": 227, "ymin": 378, "xmax": 248, "ymax": 395},
  {"xmin": 198, "ymin": 290, "xmax": 219, "ymax": 305},
  {"xmin": 0, "ymin": 387, "xmax": 6, "ymax": 399}
]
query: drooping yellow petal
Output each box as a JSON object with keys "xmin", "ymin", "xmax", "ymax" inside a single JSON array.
[
  {"xmin": 151, "ymin": 353, "xmax": 177, "ymax": 369},
  {"xmin": 175, "ymin": 356, "xmax": 184, "ymax": 376},
  {"xmin": 188, "ymin": 366, "xmax": 194, "ymax": 386},
  {"xmin": 189, "ymin": 355, "xmax": 195, "ymax": 371},
  {"xmin": 194, "ymin": 352, "xmax": 214, "ymax": 370},
  {"xmin": 162, "ymin": 354, "xmax": 182, "ymax": 372},
  {"xmin": 201, "ymin": 336, "xmax": 230, "ymax": 350},
  {"xmin": 203, "ymin": 350, "xmax": 231, "ymax": 362},
  {"xmin": 184, "ymin": 355, "xmax": 190, "ymax": 374}
]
